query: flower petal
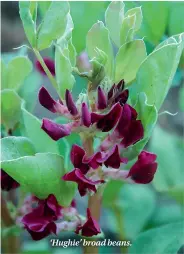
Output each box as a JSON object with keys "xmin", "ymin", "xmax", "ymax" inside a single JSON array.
[
  {"xmin": 91, "ymin": 103, "xmax": 122, "ymax": 132},
  {"xmin": 127, "ymin": 151, "xmax": 157, "ymax": 184},
  {"xmin": 81, "ymin": 102, "xmax": 91, "ymax": 127},
  {"xmin": 65, "ymin": 89, "xmax": 78, "ymax": 116},
  {"xmin": 41, "ymin": 119, "xmax": 71, "ymax": 141},
  {"xmin": 97, "ymin": 86, "xmax": 107, "ymax": 110},
  {"xmin": 70, "ymin": 145, "xmax": 89, "ymax": 174},
  {"xmin": 38, "ymin": 87, "xmax": 58, "ymax": 113},
  {"xmin": 35, "ymin": 57, "xmax": 55, "ymax": 76}
]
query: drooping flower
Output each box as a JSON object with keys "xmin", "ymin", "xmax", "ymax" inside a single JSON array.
[
  {"xmin": 127, "ymin": 151, "xmax": 157, "ymax": 184},
  {"xmin": 70, "ymin": 145, "xmax": 102, "ymax": 174},
  {"xmin": 75, "ymin": 208, "xmax": 101, "ymax": 237},
  {"xmin": 91, "ymin": 102, "xmax": 122, "ymax": 132},
  {"xmin": 62, "ymin": 168, "xmax": 105, "ymax": 196},
  {"xmin": 1, "ymin": 169, "xmax": 20, "ymax": 191},
  {"xmin": 35, "ymin": 57, "xmax": 55, "ymax": 76},
  {"xmin": 41, "ymin": 119, "xmax": 71, "ymax": 141}
]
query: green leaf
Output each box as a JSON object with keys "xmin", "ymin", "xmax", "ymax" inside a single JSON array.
[
  {"xmin": 125, "ymin": 7, "xmax": 142, "ymax": 32},
  {"xmin": 1, "ymin": 59, "xmax": 7, "ymax": 90},
  {"xmin": 1, "ymin": 90, "xmax": 22, "ymax": 130},
  {"xmin": 86, "ymin": 21, "xmax": 114, "ymax": 78},
  {"xmin": 5, "ymin": 57, "xmax": 32, "ymax": 90},
  {"xmin": 37, "ymin": 2, "xmax": 69, "ymax": 50},
  {"xmin": 55, "ymin": 45, "xmax": 75, "ymax": 97},
  {"xmin": 138, "ymin": 2, "xmax": 169, "ymax": 45},
  {"xmin": 168, "ymin": 2, "xmax": 184, "ymax": 36},
  {"xmin": 179, "ymin": 84, "xmax": 184, "ymax": 111},
  {"xmin": 150, "ymin": 126, "xmax": 184, "ymax": 205},
  {"xmin": 1, "ymin": 153, "xmax": 75, "ymax": 206},
  {"xmin": 128, "ymin": 221, "xmax": 184, "ymax": 254},
  {"xmin": 132, "ymin": 34, "xmax": 184, "ymax": 110},
  {"xmin": 18, "ymin": 71, "xmax": 42, "ymax": 112},
  {"xmin": 19, "ymin": 1, "xmax": 37, "ymax": 47},
  {"xmin": 1, "ymin": 136, "xmax": 35, "ymax": 162},
  {"xmin": 21, "ymin": 107, "xmax": 59, "ymax": 154},
  {"xmin": 107, "ymin": 184, "xmax": 156, "ymax": 239},
  {"xmin": 123, "ymin": 93, "xmax": 157, "ymax": 160},
  {"xmin": 70, "ymin": 2, "xmax": 108, "ymax": 53},
  {"xmin": 103, "ymin": 180, "xmax": 124, "ymax": 207},
  {"xmin": 38, "ymin": 1, "xmax": 51, "ymax": 17},
  {"xmin": 115, "ymin": 39, "xmax": 147, "ymax": 84},
  {"xmin": 105, "ymin": 1, "xmax": 125, "ymax": 47},
  {"xmin": 120, "ymin": 7, "xmax": 142, "ymax": 46}
]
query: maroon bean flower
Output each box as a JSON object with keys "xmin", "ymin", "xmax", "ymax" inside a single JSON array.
[
  {"xmin": 21, "ymin": 194, "xmax": 62, "ymax": 241},
  {"xmin": 1, "ymin": 169, "xmax": 20, "ymax": 191},
  {"xmin": 127, "ymin": 151, "xmax": 157, "ymax": 184},
  {"xmin": 91, "ymin": 102, "xmax": 122, "ymax": 132},
  {"xmin": 115, "ymin": 104, "xmax": 144, "ymax": 147},
  {"xmin": 97, "ymin": 86, "xmax": 107, "ymax": 110},
  {"xmin": 62, "ymin": 168, "xmax": 105, "ymax": 196},
  {"xmin": 65, "ymin": 89, "xmax": 78, "ymax": 116},
  {"xmin": 75, "ymin": 208, "xmax": 101, "ymax": 237},
  {"xmin": 81, "ymin": 102, "xmax": 91, "ymax": 127},
  {"xmin": 98, "ymin": 145, "xmax": 128, "ymax": 169},
  {"xmin": 35, "ymin": 57, "xmax": 55, "ymax": 76},
  {"xmin": 41, "ymin": 119, "xmax": 71, "ymax": 141},
  {"xmin": 71, "ymin": 145, "xmax": 102, "ymax": 174}
]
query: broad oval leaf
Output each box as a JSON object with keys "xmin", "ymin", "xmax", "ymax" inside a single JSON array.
[
  {"xmin": 86, "ymin": 21, "xmax": 114, "ymax": 78},
  {"xmin": 105, "ymin": 1, "xmax": 125, "ymax": 47},
  {"xmin": 125, "ymin": 7, "xmax": 142, "ymax": 32},
  {"xmin": 128, "ymin": 221, "xmax": 184, "ymax": 254},
  {"xmin": 132, "ymin": 35, "xmax": 184, "ymax": 110},
  {"xmin": 1, "ymin": 136, "xmax": 35, "ymax": 162},
  {"xmin": 1, "ymin": 89, "xmax": 22, "ymax": 131},
  {"xmin": 19, "ymin": 1, "xmax": 37, "ymax": 47},
  {"xmin": 21, "ymin": 107, "xmax": 59, "ymax": 154},
  {"xmin": 1, "ymin": 153, "xmax": 76, "ymax": 207},
  {"xmin": 37, "ymin": 2, "xmax": 69, "ymax": 50},
  {"xmin": 115, "ymin": 39, "xmax": 147, "ymax": 84},
  {"xmin": 6, "ymin": 57, "xmax": 32, "ymax": 90}
]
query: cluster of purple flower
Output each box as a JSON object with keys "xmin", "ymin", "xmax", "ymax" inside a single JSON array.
[{"xmin": 1, "ymin": 58, "xmax": 157, "ymax": 241}]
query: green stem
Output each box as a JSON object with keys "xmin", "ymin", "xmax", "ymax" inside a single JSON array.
[
  {"xmin": 33, "ymin": 48, "xmax": 58, "ymax": 92},
  {"xmin": 112, "ymin": 204, "xmax": 127, "ymax": 254}
]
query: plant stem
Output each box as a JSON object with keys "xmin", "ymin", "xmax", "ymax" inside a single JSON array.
[
  {"xmin": 112, "ymin": 204, "xmax": 127, "ymax": 254},
  {"xmin": 1, "ymin": 194, "xmax": 20, "ymax": 253},
  {"xmin": 82, "ymin": 137, "xmax": 101, "ymax": 254},
  {"xmin": 33, "ymin": 48, "xmax": 58, "ymax": 91}
]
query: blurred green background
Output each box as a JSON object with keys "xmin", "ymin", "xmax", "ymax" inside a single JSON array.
[{"xmin": 1, "ymin": 1, "xmax": 184, "ymax": 254}]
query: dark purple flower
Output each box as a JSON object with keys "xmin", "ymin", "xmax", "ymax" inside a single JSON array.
[
  {"xmin": 38, "ymin": 87, "xmax": 63, "ymax": 113},
  {"xmin": 71, "ymin": 145, "xmax": 102, "ymax": 174},
  {"xmin": 22, "ymin": 208, "xmax": 57, "ymax": 240},
  {"xmin": 62, "ymin": 168, "xmax": 105, "ymax": 196},
  {"xmin": 70, "ymin": 145, "xmax": 89, "ymax": 174},
  {"xmin": 91, "ymin": 102, "xmax": 122, "ymax": 132},
  {"xmin": 81, "ymin": 102, "xmax": 91, "ymax": 127},
  {"xmin": 115, "ymin": 89, "xmax": 129, "ymax": 105},
  {"xmin": 21, "ymin": 194, "xmax": 62, "ymax": 241},
  {"xmin": 65, "ymin": 89, "xmax": 78, "ymax": 116},
  {"xmin": 1, "ymin": 169, "xmax": 20, "ymax": 191},
  {"xmin": 75, "ymin": 208, "xmax": 101, "ymax": 237},
  {"xmin": 98, "ymin": 145, "xmax": 128, "ymax": 169},
  {"xmin": 97, "ymin": 86, "xmax": 107, "ymax": 110},
  {"xmin": 115, "ymin": 104, "xmax": 144, "ymax": 147},
  {"xmin": 35, "ymin": 57, "xmax": 55, "ymax": 76},
  {"xmin": 127, "ymin": 151, "xmax": 157, "ymax": 184},
  {"xmin": 41, "ymin": 119, "xmax": 71, "ymax": 141}
]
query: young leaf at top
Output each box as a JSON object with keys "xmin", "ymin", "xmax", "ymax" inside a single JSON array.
[
  {"xmin": 120, "ymin": 7, "xmax": 142, "ymax": 46},
  {"xmin": 1, "ymin": 89, "xmax": 22, "ymax": 131},
  {"xmin": 19, "ymin": 1, "xmax": 37, "ymax": 47},
  {"xmin": 36, "ymin": 2, "xmax": 69, "ymax": 50},
  {"xmin": 115, "ymin": 39, "xmax": 147, "ymax": 84},
  {"xmin": 21, "ymin": 107, "xmax": 59, "ymax": 154},
  {"xmin": 1, "ymin": 153, "xmax": 76, "ymax": 207},
  {"xmin": 55, "ymin": 14, "xmax": 76, "ymax": 97},
  {"xmin": 1, "ymin": 136, "xmax": 35, "ymax": 162},
  {"xmin": 132, "ymin": 33, "xmax": 184, "ymax": 110},
  {"xmin": 86, "ymin": 21, "xmax": 114, "ymax": 79},
  {"xmin": 105, "ymin": 1, "xmax": 125, "ymax": 47},
  {"xmin": 128, "ymin": 221, "xmax": 184, "ymax": 254}
]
